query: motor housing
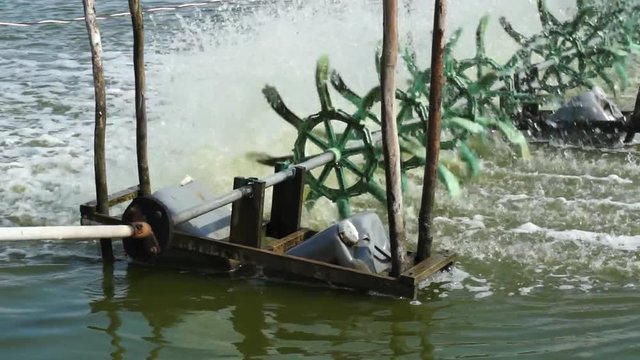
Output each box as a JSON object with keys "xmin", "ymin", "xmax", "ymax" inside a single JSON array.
[{"xmin": 285, "ymin": 212, "xmax": 392, "ymax": 274}]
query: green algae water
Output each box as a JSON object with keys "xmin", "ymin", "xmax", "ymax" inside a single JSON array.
[{"xmin": 1, "ymin": 0, "xmax": 640, "ymax": 358}]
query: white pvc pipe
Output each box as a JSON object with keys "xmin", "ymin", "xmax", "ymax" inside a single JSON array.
[{"xmin": 0, "ymin": 225, "xmax": 135, "ymax": 241}]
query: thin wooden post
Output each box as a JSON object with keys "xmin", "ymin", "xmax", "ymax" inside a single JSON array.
[
  {"xmin": 381, "ymin": 0, "xmax": 408, "ymax": 276},
  {"xmin": 83, "ymin": 0, "xmax": 113, "ymax": 263},
  {"xmin": 416, "ymin": 0, "xmax": 447, "ymax": 263},
  {"xmin": 128, "ymin": 0, "xmax": 151, "ymax": 196},
  {"xmin": 623, "ymin": 85, "xmax": 640, "ymax": 143}
]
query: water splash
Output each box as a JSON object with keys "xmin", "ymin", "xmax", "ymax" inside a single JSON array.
[{"xmin": 1, "ymin": 0, "xmax": 638, "ymax": 295}]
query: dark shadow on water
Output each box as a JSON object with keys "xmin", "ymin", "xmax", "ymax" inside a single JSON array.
[
  {"xmin": 88, "ymin": 263, "xmax": 126, "ymax": 360},
  {"xmin": 88, "ymin": 263, "xmax": 274, "ymax": 359},
  {"xmin": 88, "ymin": 262, "xmax": 446, "ymax": 359}
]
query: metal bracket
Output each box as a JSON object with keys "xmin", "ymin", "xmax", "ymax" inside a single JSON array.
[
  {"xmin": 267, "ymin": 164, "xmax": 305, "ymax": 238},
  {"xmin": 230, "ymin": 177, "xmax": 266, "ymax": 248}
]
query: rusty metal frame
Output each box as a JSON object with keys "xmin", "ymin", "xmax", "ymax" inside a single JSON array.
[
  {"xmin": 170, "ymin": 231, "xmax": 456, "ymax": 298},
  {"xmin": 79, "ymin": 185, "xmax": 456, "ymax": 298}
]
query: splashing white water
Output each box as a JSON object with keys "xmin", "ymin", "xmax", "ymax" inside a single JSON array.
[{"xmin": 4, "ymin": 0, "xmax": 640, "ymax": 296}]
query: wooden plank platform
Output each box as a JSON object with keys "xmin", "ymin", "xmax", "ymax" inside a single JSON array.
[
  {"xmin": 80, "ymin": 185, "xmax": 139, "ymax": 216},
  {"xmin": 400, "ymin": 250, "xmax": 456, "ymax": 285},
  {"xmin": 266, "ymin": 229, "xmax": 308, "ymax": 254}
]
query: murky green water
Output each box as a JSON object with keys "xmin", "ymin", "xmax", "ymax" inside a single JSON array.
[{"xmin": 1, "ymin": 0, "xmax": 640, "ymax": 359}]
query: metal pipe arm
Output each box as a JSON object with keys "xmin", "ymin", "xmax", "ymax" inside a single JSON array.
[
  {"xmin": 172, "ymin": 151, "xmax": 337, "ymax": 225},
  {"xmin": 0, "ymin": 224, "xmax": 151, "ymax": 242}
]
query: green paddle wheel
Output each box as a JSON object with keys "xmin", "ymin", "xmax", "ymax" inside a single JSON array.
[{"xmin": 262, "ymin": 0, "xmax": 640, "ymax": 217}]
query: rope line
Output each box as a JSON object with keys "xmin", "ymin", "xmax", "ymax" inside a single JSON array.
[{"xmin": 0, "ymin": 0, "xmax": 224, "ymax": 27}]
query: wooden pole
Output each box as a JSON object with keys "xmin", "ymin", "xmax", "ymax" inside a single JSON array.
[
  {"xmin": 129, "ymin": 0, "xmax": 151, "ymax": 196},
  {"xmin": 623, "ymin": 85, "xmax": 640, "ymax": 143},
  {"xmin": 83, "ymin": 0, "xmax": 113, "ymax": 263},
  {"xmin": 416, "ymin": 0, "xmax": 447, "ymax": 263},
  {"xmin": 381, "ymin": 0, "xmax": 408, "ymax": 276}
]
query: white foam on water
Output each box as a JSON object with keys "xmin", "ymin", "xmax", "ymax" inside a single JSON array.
[
  {"xmin": 557, "ymin": 197, "xmax": 640, "ymax": 210},
  {"xmin": 512, "ymin": 222, "xmax": 544, "ymax": 233},
  {"xmin": 498, "ymin": 193, "xmax": 640, "ymax": 211},
  {"xmin": 511, "ymin": 223, "xmax": 640, "ymax": 251},
  {"xmin": 474, "ymin": 291, "xmax": 493, "ymax": 299},
  {"xmin": 433, "ymin": 215, "xmax": 486, "ymax": 229},
  {"xmin": 419, "ymin": 266, "xmax": 471, "ymax": 291},
  {"xmin": 518, "ymin": 285, "xmax": 541, "ymax": 296},
  {"xmin": 504, "ymin": 171, "xmax": 633, "ymax": 184},
  {"xmin": 497, "ymin": 194, "xmax": 531, "ymax": 203}
]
